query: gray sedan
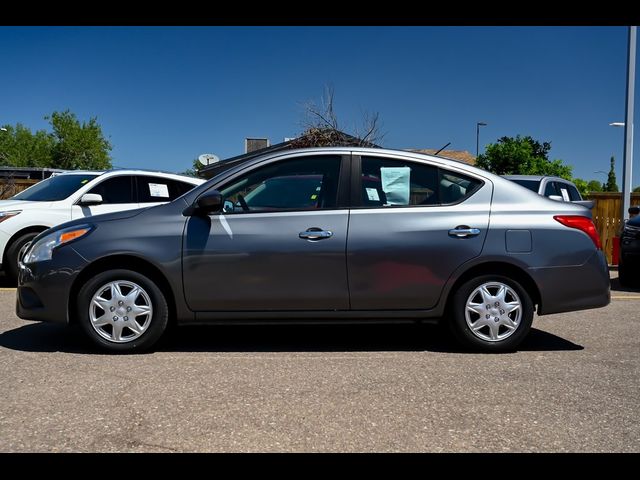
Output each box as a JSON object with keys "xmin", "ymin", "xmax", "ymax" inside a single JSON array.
[{"xmin": 16, "ymin": 147, "xmax": 610, "ymax": 352}]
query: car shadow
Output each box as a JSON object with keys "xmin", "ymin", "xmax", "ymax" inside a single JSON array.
[{"xmin": 0, "ymin": 322, "xmax": 583, "ymax": 354}]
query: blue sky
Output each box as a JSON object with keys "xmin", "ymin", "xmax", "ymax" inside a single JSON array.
[{"xmin": 0, "ymin": 26, "xmax": 638, "ymax": 186}]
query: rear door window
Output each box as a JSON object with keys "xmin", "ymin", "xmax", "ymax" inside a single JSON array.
[
  {"xmin": 360, "ymin": 156, "xmax": 482, "ymax": 207},
  {"xmin": 136, "ymin": 176, "xmax": 196, "ymax": 203}
]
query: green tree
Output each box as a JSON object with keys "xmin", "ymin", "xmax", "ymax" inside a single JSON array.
[
  {"xmin": 48, "ymin": 111, "xmax": 112, "ymax": 170},
  {"xmin": 1, "ymin": 110, "xmax": 112, "ymax": 170},
  {"xmin": 476, "ymin": 135, "xmax": 573, "ymax": 179},
  {"xmin": 587, "ymin": 180, "xmax": 604, "ymax": 193},
  {"xmin": 634, "ymin": 185, "xmax": 640, "ymax": 193},
  {"xmin": 605, "ymin": 156, "xmax": 619, "ymax": 192},
  {"xmin": 179, "ymin": 158, "xmax": 202, "ymax": 178},
  {"xmin": 573, "ymin": 178, "xmax": 604, "ymax": 197},
  {"xmin": 0, "ymin": 124, "xmax": 54, "ymax": 167}
]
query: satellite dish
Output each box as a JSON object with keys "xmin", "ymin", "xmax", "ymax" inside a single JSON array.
[{"xmin": 198, "ymin": 153, "xmax": 220, "ymax": 166}]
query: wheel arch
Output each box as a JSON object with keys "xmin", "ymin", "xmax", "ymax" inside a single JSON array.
[
  {"xmin": 2, "ymin": 225, "xmax": 50, "ymax": 264},
  {"xmin": 68, "ymin": 255, "xmax": 177, "ymax": 327},
  {"xmin": 444, "ymin": 261, "xmax": 542, "ymax": 316}
]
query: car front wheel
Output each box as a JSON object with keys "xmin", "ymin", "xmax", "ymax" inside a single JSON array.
[
  {"xmin": 77, "ymin": 269, "xmax": 168, "ymax": 352},
  {"xmin": 449, "ymin": 274, "xmax": 534, "ymax": 352}
]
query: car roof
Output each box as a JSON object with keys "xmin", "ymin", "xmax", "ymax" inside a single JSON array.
[{"xmin": 56, "ymin": 169, "xmax": 204, "ymax": 184}]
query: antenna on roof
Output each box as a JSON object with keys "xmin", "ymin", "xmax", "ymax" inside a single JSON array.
[{"xmin": 434, "ymin": 142, "xmax": 451, "ymax": 156}]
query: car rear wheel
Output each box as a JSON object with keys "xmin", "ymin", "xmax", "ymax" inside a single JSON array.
[
  {"xmin": 77, "ymin": 269, "xmax": 168, "ymax": 352},
  {"xmin": 449, "ymin": 274, "xmax": 534, "ymax": 352}
]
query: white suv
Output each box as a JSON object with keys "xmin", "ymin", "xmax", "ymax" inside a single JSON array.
[{"xmin": 0, "ymin": 169, "xmax": 204, "ymax": 282}]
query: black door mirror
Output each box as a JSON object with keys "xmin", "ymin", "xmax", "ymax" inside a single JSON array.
[{"xmin": 183, "ymin": 190, "xmax": 223, "ymax": 216}]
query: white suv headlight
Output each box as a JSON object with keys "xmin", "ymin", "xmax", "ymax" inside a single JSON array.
[
  {"xmin": 0, "ymin": 210, "xmax": 21, "ymax": 223},
  {"xmin": 23, "ymin": 225, "xmax": 93, "ymax": 263}
]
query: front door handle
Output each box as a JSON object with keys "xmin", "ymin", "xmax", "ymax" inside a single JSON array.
[
  {"xmin": 299, "ymin": 228, "xmax": 333, "ymax": 240},
  {"xmin": 448, "ymin": 226, "xmax": 481, "ymax": 238}
]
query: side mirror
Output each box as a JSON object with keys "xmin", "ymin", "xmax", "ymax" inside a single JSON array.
[
  {"xmin": 78, "ymin": 193, "xmax": 103, "ymax": 206},
  {"xmin": 548, "ymin": 195, "xmax": 564, "ymax": 202},
  {"xmin": 183, "ymin": 190, "xmax": 223, "ymax": 216}
]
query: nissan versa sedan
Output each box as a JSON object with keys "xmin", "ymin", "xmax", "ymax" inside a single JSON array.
[{"xmin": 16, "ymin": 147, "xmax": 610, "ymax": 353}]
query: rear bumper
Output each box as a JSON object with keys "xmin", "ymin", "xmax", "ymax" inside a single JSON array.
[
  {"xmin": 16, "ymin": 246, "xmax": 87, "ymax": 324},
  {"xmin": 530, "ymin": 250, "xmax": 610, "ymax": 315}
]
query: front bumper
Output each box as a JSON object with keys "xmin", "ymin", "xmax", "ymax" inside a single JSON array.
[
  {"xmin": 16, "ymin": 246, "xmax": 88, "ymax": 324},
  {"xmin": 530, "ymin": 250, "xmax": 610, "ymax": 315}
]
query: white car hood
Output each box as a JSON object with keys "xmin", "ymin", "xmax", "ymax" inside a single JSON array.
[{"xmin": 0, "ymin": 199, "xmax": 53, "ymax": 210}]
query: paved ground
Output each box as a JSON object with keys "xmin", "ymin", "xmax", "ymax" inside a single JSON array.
[{"xmin": 0, "ymin": 271, "xmax": 638, "ymax": 452}]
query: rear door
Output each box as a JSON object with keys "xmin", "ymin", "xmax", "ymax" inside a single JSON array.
[{"xmin": 347, "ymin": 154, "xmax": 491, "ymax": 310}]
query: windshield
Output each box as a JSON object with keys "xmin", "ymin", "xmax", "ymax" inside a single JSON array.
[
  {"xmin": 509, "ymin": 179, "xmax": 540, "ymax": 193},
  {"xmin": 12, "ymin": 174, "xmax": 99, "ymax": 201}
]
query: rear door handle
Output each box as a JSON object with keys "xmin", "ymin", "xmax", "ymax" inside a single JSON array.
[
  {"xmin": 299, "ymin": 228, "xmax": 333, "ymax": 240},
  {"xmin": 448, "ymin": 226, "xmax": 481, "ymax": 238}
]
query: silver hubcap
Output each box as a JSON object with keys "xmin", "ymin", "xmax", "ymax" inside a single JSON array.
[
  {"xmin": 89, "ymin": 280, "xmax": 153, "ymax": 343},
  {"xmin": 465, "ymin": 282, "xmax": 522, "ymax": 342}
]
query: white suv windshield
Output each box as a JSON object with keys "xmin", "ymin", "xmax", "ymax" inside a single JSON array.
[{"xmin": 12, "ymin": 174, "xmax": 99, "ymax": 201}]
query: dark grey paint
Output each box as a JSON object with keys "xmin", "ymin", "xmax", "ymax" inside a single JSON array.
[{"xmin": 17, "ymin": 147, "xmax": 610, "ymax": 328}]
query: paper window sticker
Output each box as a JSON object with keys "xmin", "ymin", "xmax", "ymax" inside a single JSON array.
[
  {"xmin": 560, "ymin": 188, "xmax": 570, "ymax": 201},
  {"xmin": 366, "ymin": 188, "xmax": 380, "ymax": 201},
  {"xmin": 380, "ymin": 167, "xmax": 411, "ymax": 205},
  {"xmin": 148, "ymin": 183, "xmax": 170, "ymax": 198}
]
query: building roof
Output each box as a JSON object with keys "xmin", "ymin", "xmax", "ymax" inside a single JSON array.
[
  {"xmin": 408, "ymin": 149, "xmax": 477, "ymax": 165},
  {"xmin": 199, "ymin": 129, "xmax": 379, "ymax": 179}
]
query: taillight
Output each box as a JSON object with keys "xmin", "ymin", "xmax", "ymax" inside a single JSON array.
[{"xmin": 553, "ymin": 215, "xmax": 602, "ymax": 250}]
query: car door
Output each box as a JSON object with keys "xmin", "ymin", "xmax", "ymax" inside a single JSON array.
[
  {"xmin": 182, "ymin": 153, "xmax": 350, "ymax": 311},
  {"xmin": 347, "ymin": 154, "xmax": 491, "ymax": 310},
  {"xmin": 71, "ymin": 175, "xmax": 137, "ymax": 219}
]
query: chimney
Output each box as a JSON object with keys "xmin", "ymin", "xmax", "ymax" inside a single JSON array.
[{"xmin": 245, "ymin": 138, "xmax": 270, "ymax": 154}]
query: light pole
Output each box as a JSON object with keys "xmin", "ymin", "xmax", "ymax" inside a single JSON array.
[
  {"xmin": 619, "ymin": 26, "xmax": 636, "ymax": 222},
  {"xmin": 476, "ymin": 122, "xmax": 487, "ymax": 159}
]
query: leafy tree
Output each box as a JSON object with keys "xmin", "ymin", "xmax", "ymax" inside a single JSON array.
[
  {"xmin": 573, "ymin": 178, "xmax": 604, "ymax": 197},
  {"xmin": 605, "ymin": 156, "xmax": 619, "ymax": 192},
  {"xmin": 634, "ymin": 185, "xmax": 640, "ymax": 193},
  {"xmin": 476, "ymin": 135, "xmax": 573, "ymax": 179},
  {"xmin": 587, "ymin": 180, "xmax": 604, "ymax": 193},
  {"xmin": 0, "ymin": 110, "xmax": 112, "ymax": 170},
  {"xmin": 0, "ymin": 124, "xmax": 54, "ymax": 167},
  {"xmin": 179, "ymin": 158, "xmax": 202, "ymax": 178},
  {"xmin": 48, "ymin": 111, "xmax": 112, "ymax": 170}
]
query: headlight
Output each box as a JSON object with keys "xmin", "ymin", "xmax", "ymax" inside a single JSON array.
[
  {"xmin": 23, "ymin": 225, "xmax": 93, "ymax": 264},
  {"xmin": 0, "ymin": 210, "xmax": 21, "ymax": 223}
]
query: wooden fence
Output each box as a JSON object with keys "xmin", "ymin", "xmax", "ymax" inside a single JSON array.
[
  {"xmin": 585, "ymin": 192, "xmax": 640, "ymax": 265},
  {"xmin": 0, "ymin": 179, "xmax": 39, "ymax": 200}
]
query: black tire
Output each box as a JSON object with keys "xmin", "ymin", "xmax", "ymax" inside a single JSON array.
[
  {"xmin": 618, "ymin": 262, "xmax": 628, "ymax": 286},
  {"xmin": 5, "ymin": 232, "xmax": 39, "ymax": 284},
  {"xmin": 449, "ymin": 274, "xmax": 534, "ymax": 352},
  {"xmin": 77, "ymin": 269, "xmax": 169, "ymax": 353}
]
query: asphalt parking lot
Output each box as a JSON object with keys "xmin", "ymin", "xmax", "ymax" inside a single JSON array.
[{"xmin": 0, "ymin": 271, "xmax": 638, "ymax": 452}]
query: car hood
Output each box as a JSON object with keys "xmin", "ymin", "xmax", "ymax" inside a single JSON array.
[{"xmin": 0, "ymin": 199, "xmax": 53, "ymax": 210}]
